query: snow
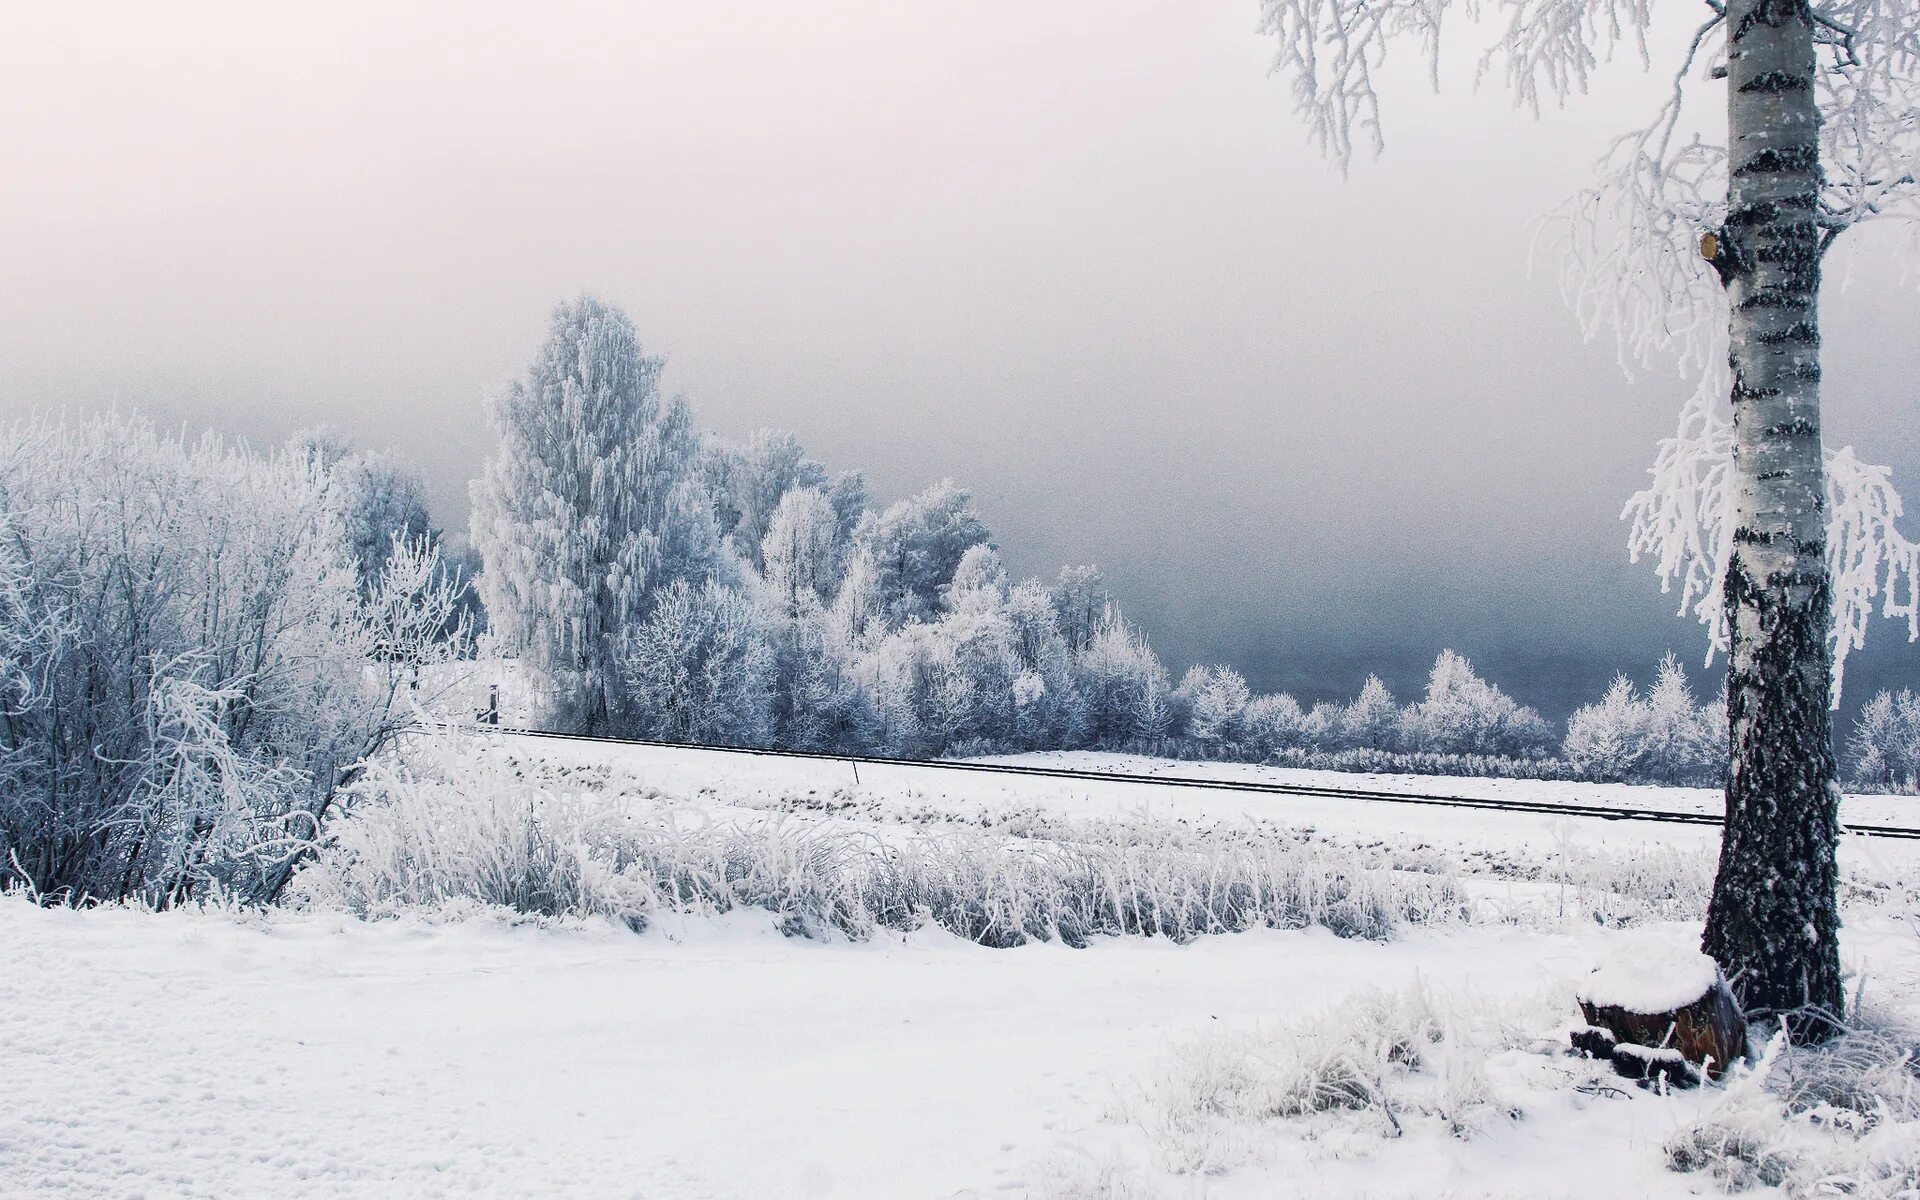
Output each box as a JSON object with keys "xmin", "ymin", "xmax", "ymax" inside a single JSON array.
[
  {"xmin": 473, "ymin": 734, "xmax": 1920, "ymax": 860},
  {"xmin": 1576, "ymin": 933, "xmax": 1723, "ymax": 1014},
  {"xmin": 6, "ymin": 734, "xmax": 1918, "ymax": 1198},
  {"xmin": 0, "ymin": 898, "xmax": 1779, "ymax": 1200}
]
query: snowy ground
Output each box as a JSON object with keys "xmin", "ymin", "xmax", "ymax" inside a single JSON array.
[
  {"xmin": 4, "ymin": 735, "xmax": 1917, "ymax": 1199},
  {"xmin": 472, "ymin": 733, "xmax": 1920, "ymax": 880}
]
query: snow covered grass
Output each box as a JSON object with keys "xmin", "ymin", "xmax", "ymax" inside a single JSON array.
[
  {"xmin": 407, "ymin": 735, "xmax": 1920, "ymax": 935},
  {"xmin": 290, "ymin": 730, "xmax": 1847, "ymax": 947},
  {"xmin": 1031, "ymin": 949, "xmax": 1920, "ymax": 1200},
  {"xmin": 294, "ymin": 739, "xmax": 1466, "ymax": 945},
  {"xmin": 1661, "ymin": 1017, "xmax": 1920, "ymax": 1197}
]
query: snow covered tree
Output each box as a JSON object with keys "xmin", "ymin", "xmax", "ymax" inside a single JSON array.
[
  {"xmin": 1052, "ymin": 565, "xmax": 1114, "ymax": 653},
  {"xmin": 1398, "ymin": 651, "xmax": 1554, "ymax": 759},
  {"xmin": 829, "ymin": 546, "xmax": 886, "ymax": 646},
  {"xmin": 291, "ymin": 430, "xmax": 436, "ymax": 593},
  {"xmin": 851, "ymin": 480, "xmax": 992, "ymax": 633},
  {"xmin": 705, "ymin": 429, "xmax": 832, "ymax": 569},
  {"xmin": 1075, "ymin": 612, "xmax": 1175, "ymax": 750},
  {"xmin": 761, "ymin": 486, "xmax": 843, "ymax": 618},
  {"xmin": 825, "ymin": 470, "xmax": 871, "ymax": 554},
  {"xmin": 1001, "ymin": 579, "xmax": 1086, "ymax": 748},
  {"xmin": 945, "ymin": 543, "xmax": 1010, "ymax": 613},
  {"xmin": 1256, "ymin": 0, "xmax": 1920, "ymax": 1030},
  {"xmin": 1243, "ymin": 692, "xmax": 1312, "ymax": 757},
  {"xmin": 1178, "ymin": 665, "xmax": 1254, "ymax": 757},
  {"xmin": 336, "ymin": 455, "xmax": 433, "ymax": 590},
  {"xmin": 1848, "ymin": 688, "xmax": 1920, "ymax": 793},
  {"xmin": 768, "ymin": 615, "xmax": 876, "ymax": 752},
  {"xmin": 1338, "ymin": 675, "xmax": 1401, "ymax": 752},
  {"xmin": 1643, "ymin": 653, "xmax": 1728, "ymax": 783},
  {"xmin": 470, "ymin": 296, "xmax": 722, "ymax": 733},
  {"xmin": 617, "ymin": 579, "xmax": 773, "ymax": 747},
  {"xmin": 1565, "ymin": 675, "xmax": 1655, "ymax": 781}
]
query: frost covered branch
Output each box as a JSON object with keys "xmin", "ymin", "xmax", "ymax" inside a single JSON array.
[{"xmin": 1624, "ymin": 373, "xmax": 1920, "ymax": 698}]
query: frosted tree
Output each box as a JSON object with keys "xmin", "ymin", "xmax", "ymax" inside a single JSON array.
[
  {"xmin": 1563, "ymin": 655, "xmax": 1725, "ymax": 783},
  {"xmin": 1565, "ymin": 675, "xmax": 1656, "ymax": 780},
  {"xmin": 617, "ymin": 579, "xmax": 774, "ymax": 747},
  {"xmin": 470, "ymin": 296, "xmax": 722, "ymax": 733},
  {"xmin": 825, "ymin": 471, "xmax": 871, "ymax": 557},
  {"xmin": 1643, "ymin": 652, "xmax": 1727, "ymax": 782},
  {"xmin": 761, "ymin": 486, "xmax": 843, "ymax": 618},
  {"xmin": 945, "ymin": 543, "xmax": 1010, "ymax": 612},
  {"xmin": 705, "ymin": 429, "xmax": 831, "ymax": 569},
  {"xmin": 851, "ymin": 480, "xmax": 992, "ymax": 632},
  {"xmin": 1001, "ymin": 579, "xmax": 1087, "ymax": 747},
  {"xmin": 829, "ymin": 546, "xmax": 885, "ymax": 646},
  {"xmin": 1178, "ymin": 665, "xmax": 1255, "ymax": 757},
  {"xmin": 1241, "ymin": 693, "xmax": 1310, "ymax": 757},
  {"xmin": 289, "ymin": 429, "xmax": 439, "ymax": 593},
  {"xmin": 1052, "ymin": 565, "xmax": 1114, "ymax": 653},
  {"xmin": 1256, "ymin": 0, "xmax": 1920, "ymax": 1032},
  {"xmin": 1848, "ymin": 688, "xmax": 1920, "ymax": 791},
  {"xmin": 1397, "ymin": 651, "xmax": 1553, "ymax": 758},
  {"xmin": 1339, "ymin": 675, "xmax": 1401, "ymax": 752},
  {"xmin": 768, "ymin": 616, "xmax": 876, "ymax": 752},
  {"xmin": 1075, "ymin": 611, "xmax": 1175, "ymax": 749}
]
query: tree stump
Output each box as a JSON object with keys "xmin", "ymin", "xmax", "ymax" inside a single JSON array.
[{"xmin": 1571, "ymin": 941, "xmax": 1747, "ymax": 1088}]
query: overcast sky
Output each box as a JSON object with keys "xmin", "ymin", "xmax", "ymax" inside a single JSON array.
[{"xmin": 4, "ymin": 0, "xmax": 1917, "ymax": 718}]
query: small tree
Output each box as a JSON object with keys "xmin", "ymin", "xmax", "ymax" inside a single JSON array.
[
  {"xmin": 1075, "ymin": 612, "xmax": 1175, "ymax": 750},
  {"xmin": 1398, "ymin": 651, "xmax": 1553, "ymax": 758},
  {"xmin": 1179, "ymin": 665, "xmax": 1255, "ymax": 757},
  {"xmin": 1339, "ymin": 675, "xmax": 1401, "ymax": 752},
  {"xmin": 1848, "ymin": 689, "xmax": 1920, "ymax": 792},
  {"xmin": 1565, "ymin": 675, "xmax": 1655, "ymax": 781}
]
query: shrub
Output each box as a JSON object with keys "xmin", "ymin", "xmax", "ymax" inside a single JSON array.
[{"xmin": 0, "ymin": 415, "xmax": 467, "ymax": 904}]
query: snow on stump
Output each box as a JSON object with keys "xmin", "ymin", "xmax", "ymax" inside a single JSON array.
[{"xmin": 1571, "ymin": 939, "xmax": 1746, "ymax": 1088}]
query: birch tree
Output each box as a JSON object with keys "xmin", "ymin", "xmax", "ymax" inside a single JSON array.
[
  {"xmin": 470, "ymin": 296, "xmax": 722, "ymax": 733},
  {"xmin": 1257, "ymin": 0, "xmax": 1920, "ymax": 1034}
]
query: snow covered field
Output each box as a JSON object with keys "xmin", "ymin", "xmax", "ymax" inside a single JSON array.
[{"xmin": 4, "ymin": 734, "xmax": 1918, "ymax": 1199}]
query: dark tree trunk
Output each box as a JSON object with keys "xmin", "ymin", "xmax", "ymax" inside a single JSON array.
[{"xmin": 1701, "ymin": 0, "xmax": 1844, "ymax": 1040}]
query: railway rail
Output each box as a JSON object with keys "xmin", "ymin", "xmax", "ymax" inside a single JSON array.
[{"xmin": 474, "ymin": 724, "xmax": 1920, "ymax": 842}]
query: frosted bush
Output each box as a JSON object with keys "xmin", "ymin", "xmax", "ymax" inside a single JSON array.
[
  {"xmin": 293, "ymin": 738, "xmax": 1465, "ymax": 944},
  {"xmin": 0, "ymin": 414, "xmax": 468, "ymax": 905}
]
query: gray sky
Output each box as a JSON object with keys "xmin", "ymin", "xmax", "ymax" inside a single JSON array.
[{"xmin": 4, "ymin": 0, "xmax": 1917, "ymax": 719}]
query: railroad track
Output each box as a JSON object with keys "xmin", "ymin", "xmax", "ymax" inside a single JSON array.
[{"xmin": 471, "ymin": 724, "xmax": 1920, "ymax": 842}]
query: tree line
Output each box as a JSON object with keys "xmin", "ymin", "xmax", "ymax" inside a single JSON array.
[{"xmin": 472, "ymin": 296, "xmax": 1907, "ymax": 792}]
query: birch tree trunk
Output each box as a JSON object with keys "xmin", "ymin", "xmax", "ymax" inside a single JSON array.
[{"xmin": 1700, "ymin": 0, "xmax": 1844, "ymax": 1038}]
